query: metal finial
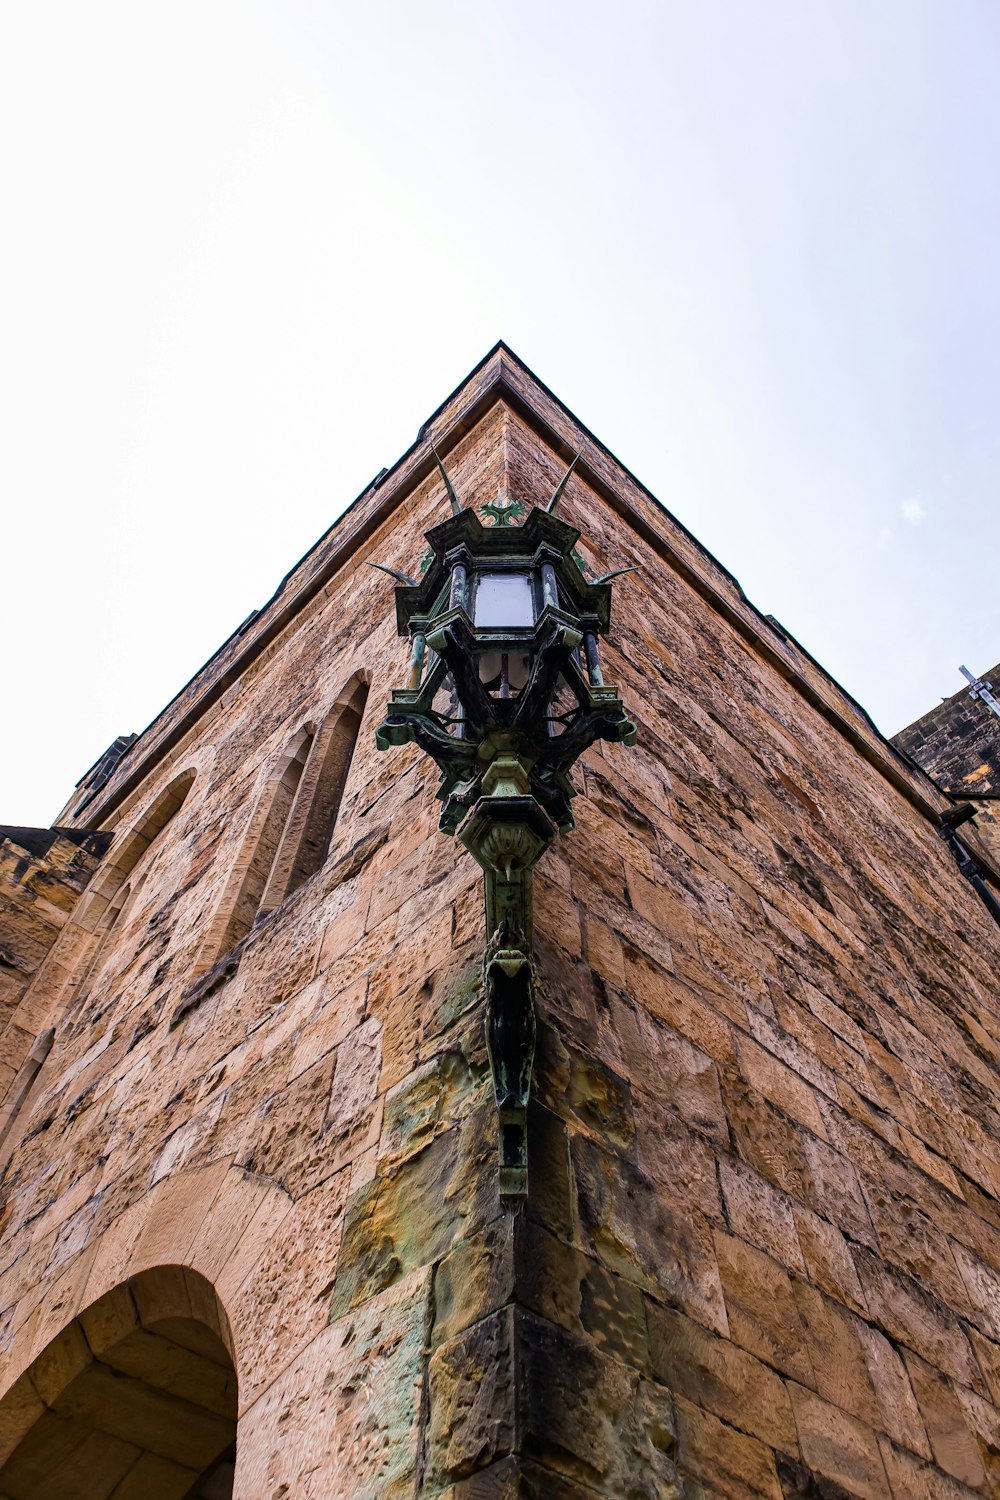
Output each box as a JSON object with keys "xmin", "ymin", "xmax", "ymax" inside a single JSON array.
[
  {"xmin": 432, "ymin": 449, "xmax": 464, "ymax": 516},
  {"xmin": 591, "ymin": 566, "xmax": 640, "ymax": 585},
  {"xmin": 481, "ymin": 487, "xmax": 527, "ymax": 528},
  {"xmin": 367, "ymin": 562, "xmax": 421, "ymax": 587},
  {"xmin": 545, "ymin": 454, "xmax": 580, "ymax": 514}
]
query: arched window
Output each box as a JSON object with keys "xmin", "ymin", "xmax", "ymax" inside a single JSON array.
[
  {"xmin": 260, "ymin": 679, "xmax": 370, "ymax": 911},
  {"xmin": 101, "ymin": 876, "xmax": 136, "ymax": 935},
  {"xmin": 77, "ymin": 769, "xmax": 197, "ymax": 938},
  {"xmin": 54, "ymin": 769, "xmax": 197, "ymax": 1021},
  {"xmin": 212, "ymin": 726, "xmax": 314, "ymax": 948},
  {"xmin": 192, "ymin": 681, "xmax": 369, "ymax": 978}
]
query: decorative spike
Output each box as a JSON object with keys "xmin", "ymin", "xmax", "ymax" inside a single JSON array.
[
  {"xmin": 591, "ymin": 566, "xmax": 641, "ymax": 585},
  {"xmin": 432, "ymin": 449, "xmax": 464, "ymax": 516},
  {"xmin": 367, "ymin": 561, "xmax": 421, "ymax": 587},
  {"xmin": 545, "ymin": 454, "xmax": 580, "ymax": 514}
]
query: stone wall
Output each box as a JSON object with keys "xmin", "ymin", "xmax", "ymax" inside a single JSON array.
[
  {"xmin": 0, "ymin": 347, "xmax": 999, "ymax": 1498},
  {"xmin": 0, "ymin": 829, "xmax": 108, "ymax": 1097}
]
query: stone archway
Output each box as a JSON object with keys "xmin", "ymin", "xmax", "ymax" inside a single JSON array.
[{"xmin": 0, "ymin": 1267, "xmax": 236, "ymax": 1499}]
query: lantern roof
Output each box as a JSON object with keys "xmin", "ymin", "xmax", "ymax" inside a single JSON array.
[{"xmin": 392, "ymin": 505, "xmax": 615, "ymax": 635}]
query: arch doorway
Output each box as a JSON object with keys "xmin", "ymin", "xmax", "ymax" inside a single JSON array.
[{"xmin": 0, "ymin": 1267, "xmax": 236, "ymax": 1499}]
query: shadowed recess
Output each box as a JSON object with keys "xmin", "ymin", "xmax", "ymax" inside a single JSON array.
[{"xmin": 0, "ymin": 1267, "xmax": 237, "ymax": 1500}]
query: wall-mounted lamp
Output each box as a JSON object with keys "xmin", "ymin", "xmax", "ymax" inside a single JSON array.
[{"xmin": 375, "ymin": 459, "xmax": 636, "ymax": 1193}]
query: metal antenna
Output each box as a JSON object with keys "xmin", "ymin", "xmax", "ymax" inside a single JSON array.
[
  {"xmin": 368, "ymin": 562, "xmax": 420, "ymax": 587},
  {"xmin": 546, "ymin": 454, "xmax": 580, "ymax": 514},
  {"xmin": 432, "ymin": 449, "xmax": 464, "ymax": 516},
  {"xmin": 960, "ymin": 665, "xmax": 1000, "ymax": 722}
]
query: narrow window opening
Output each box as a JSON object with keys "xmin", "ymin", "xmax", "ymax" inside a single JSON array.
[
  {"xmin": 215, "ymin": 728, "xmax": 314, "ymax": 953},
  {"xmin": 103, "ymin": 875, "xmax": 140, "ymax": 935},
  {"xmin": 84, "ymin": 768, "xmax": 196, "ymax": 934},
  {"xmin": 286, "ymin": 681, "xmax": 369, "ymax": 895},
  {"xmin": 193, "ymin": 681, "xmax": 369, "ymax": 982}
]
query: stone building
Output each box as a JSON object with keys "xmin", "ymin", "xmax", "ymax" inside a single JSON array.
[
  {"xmin": 1, "ymin": 344, "xmax": 1000, "ymax": 1499},
  {"xmin": 893, "ymin": 666, "xmax": 1000, "ymax": 867}
]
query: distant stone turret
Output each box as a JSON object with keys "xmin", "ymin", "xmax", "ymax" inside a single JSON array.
[{"xmin": 894, "ymin": 661, "xmax": 1000, "ymax": 861}]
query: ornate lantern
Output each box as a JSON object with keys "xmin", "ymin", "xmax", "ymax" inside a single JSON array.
[{"xmin": 375, "ymin": 458, "xmax": 636, "ymax": 1192}]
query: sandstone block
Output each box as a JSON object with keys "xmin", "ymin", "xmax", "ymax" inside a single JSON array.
[
  {"xmin": 793, "ymin": 1205, "xmax": 869, "ymax": 1316},
  {"xmin": 428, "ymin": 1307, "xmax": 516, "ymax": 1486},
  {"xmin": 226, "ymin": 1167, "xmax": 351, "ymax": 1408},
  {"xmin": 853, "ymin": 1317, "xmax": 930, "ymax": 1459},
  {"xmin": 903, "ymin": 1350, "xmax": 987, "ymax": 1490},
  {"xmin": 514, "ymin": 1310, "xmax": 679, "ymax": 1499},
  {"xmin": 330, "ymin": 1110, "xmax": 497, "ymax": 1320},
  {"xmin": 674, "ymin": 1393, "xmax": 782, "ymax": 1499},
  {"xmin": 877, "ymin": 1434, "xmax": 985, "ymax": 1500},
  {"xmin": 237, "ymin": 1268, "xmax": 430, "ymax": 1499},
  {"xmin": 572, "ymin": 1133, "xmax": 728, "ymax": 1336},
  {"xmin": 714, "ymin": 1231, "xmax": 815, "ymax": 1385},
  {"xmin": 381, "ymin": 1047, "xmax": 478, "ymax": 1173},
  {"xmin": 851, "ymin": 1247, "xmax": 984, "ymax": 1394},
  {"xmin": 719, "ymin": 1156, "xmax": 805, "ymax": 1272},
  {"xmin": 648, "ymin": 1300, "xmax": 798, "ymax": 1455}
]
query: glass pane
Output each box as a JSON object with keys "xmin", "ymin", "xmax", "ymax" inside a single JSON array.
[
  {"xmin": 547, "ymin": 672, "xmax": 578, "ymax": 735},
  {"xmin": 474, "ymin": 573, "xmax": 534, "ymax": 628},
  {"xmin": 478, "ymin": 651, "xmax": 503, "ymax": 687},
  {"xmin": 432, "ymin": 671, "xmax": 461, "ymax": 727},
  {"xmin": 507, "ymin": 653, "xmax": 531, "ymax": 690}
]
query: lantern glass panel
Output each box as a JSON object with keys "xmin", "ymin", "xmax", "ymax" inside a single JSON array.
[
  {"xmin": 432, "ymin": 670, "xmax": 463, "ymax": 731},
  {"xmin": 507, "ymin": 652, "xmax": 531, "ymax": 690},
  {"xmin": 546, "ymin": 673, "xmax": 579, "ymax": 735},
  {"xmin": 478, "ymin": 651, "xmax": 532, "ymax": 693},
  {"xmin": 473, "ymin": 572, "xmax": 535, "ymax": 628}
]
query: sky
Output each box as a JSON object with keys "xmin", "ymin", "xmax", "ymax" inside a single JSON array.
[{"xmin": 3, "ymin": 0, "xmax": 999, "ymax": 825}]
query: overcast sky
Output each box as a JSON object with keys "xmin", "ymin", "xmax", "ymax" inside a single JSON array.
[{"xmin": 3, "ymin": 0, "xmax": 998, "ymax": 825}]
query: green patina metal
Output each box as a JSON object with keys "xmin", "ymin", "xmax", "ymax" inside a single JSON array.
[
  {"xmin": 479, "ymin": 487, "xmax": 527, "ymax": 528},
  {"xmin": 374, "ymin": 457, "xmax": 636, "ymax": 1194}
]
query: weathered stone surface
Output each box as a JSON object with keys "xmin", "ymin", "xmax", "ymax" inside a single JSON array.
[
  {"xmin": 432, "ymin": 1214, "xmax": 515, "ymax": 1349},
  {"xmin": 903, "ymin": 1351, "xmax": 987, "ymax": 1491},
  {"xmin": 330, "ymin": 1106, "xmax": 497, "ymax": 1320},
  {"xmin": 514, "ymin": 1218, "xmax": 650, "ymax": 1373},
  {"xmin": 225, "ymin": 1167, "xmax": 351, "ymax": 1406},
  {"xmin": 428, "ymin": 1307, "xmax": 516, "ymax": 1486},
  {"xmin": 515, "ymin": 1310, "xmax": 680, "ymax": 1499},
  {"xmin": 237, "ymin": 1268, "xmax": 429, "ymax": 1498},
  {"xmin": 674, "ymin": 1394, "xmax": 782, "ymax": 1498},
  {"xmin": 788, "ymin": 1384, "xmax": 891, "ymax": 1500},
  {"xmin": 381, "ymin": 1045, "xmax": 479, "ymax": 1172},
  {"xmin": 648, "ymin": 1300, "xmax": 798, "ymax": 1456},
  {"xmin": 571, "ymin": 1132, "xmax": 728, "ymax": 1336}
]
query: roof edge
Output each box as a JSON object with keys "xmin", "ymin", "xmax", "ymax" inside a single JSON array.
[{"xmin": 72, "ymin": 342, "xmax": 957, "ymax": 848}]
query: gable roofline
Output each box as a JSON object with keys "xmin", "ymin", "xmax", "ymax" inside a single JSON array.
[{"xmin": 71, "ymin": 341, "xmax": 958, "ymax": 846}]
